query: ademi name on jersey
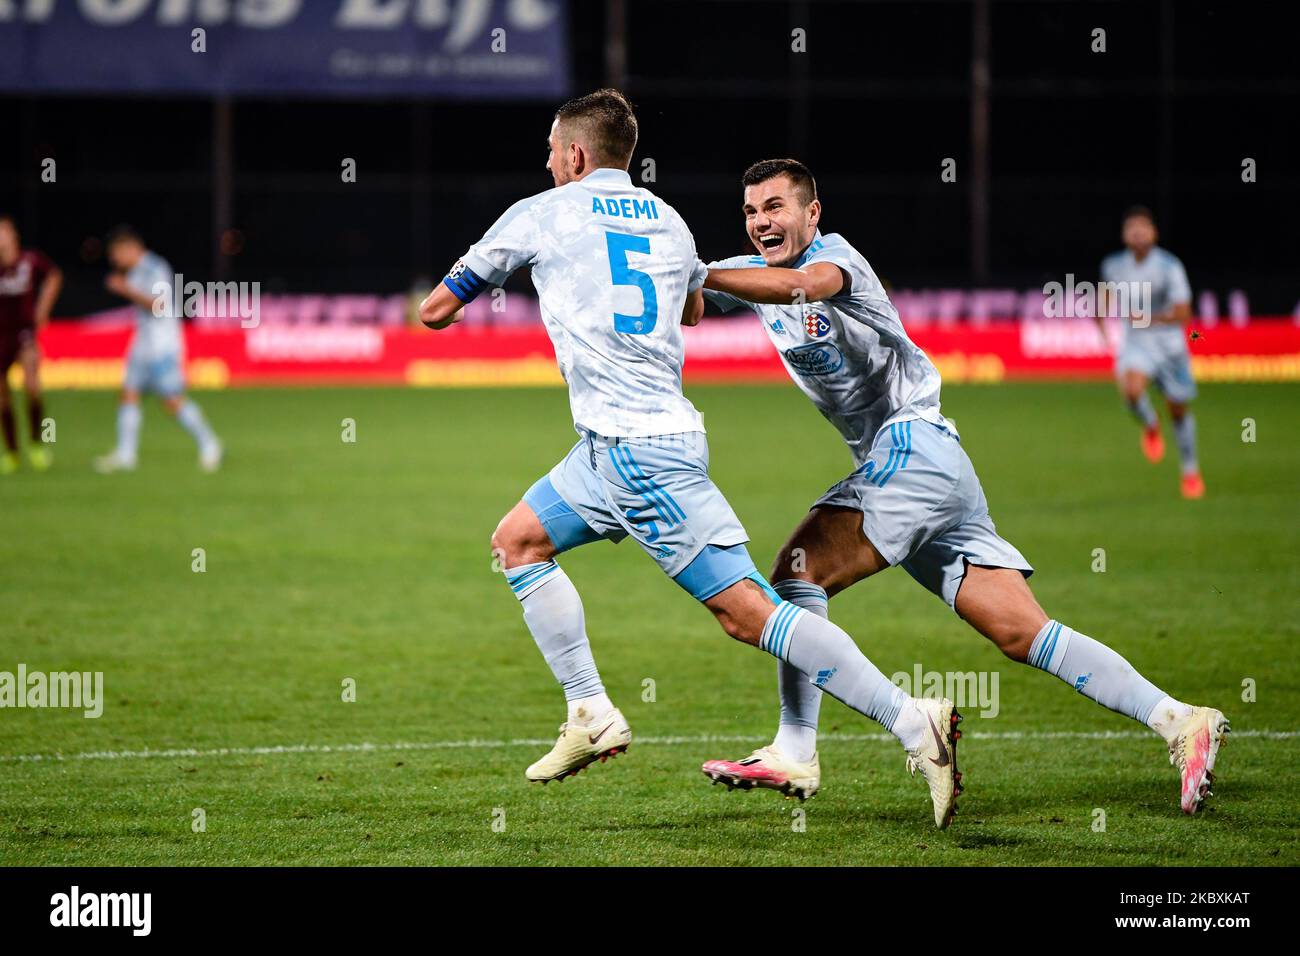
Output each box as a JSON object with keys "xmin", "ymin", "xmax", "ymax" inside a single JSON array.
[
  {"xmin": 49, "ymin": 886, "xmax": 151, "ymax": 937},
  {"xmin": 591, "ymin": 196, "xmax": 659, "ymax": 220}
]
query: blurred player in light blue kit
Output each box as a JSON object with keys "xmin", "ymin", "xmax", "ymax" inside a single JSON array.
[
  {"xmin": 1098, "ymin": 206, "xmax": 1203, "ymax": 498},
  {"xmin": 420, "ymin": 93, "xmax": 963, "ymax": 827},
  {"xmin": 696, "ymin": 160, "xmax": 1226, "ymax": 815},
  {"xmin": 94, "ymin": 226, "xmax": 222, "ymax": 473}
]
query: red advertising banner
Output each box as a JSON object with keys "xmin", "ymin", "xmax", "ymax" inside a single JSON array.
[{"xmin": 21, "ymin": 318, "xmax": 1300, "ymax": 389}]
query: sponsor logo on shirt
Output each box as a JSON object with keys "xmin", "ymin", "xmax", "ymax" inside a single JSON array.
[{"xmin": 783, "ymin": 341, "xmax": 844, "ymax": 377}]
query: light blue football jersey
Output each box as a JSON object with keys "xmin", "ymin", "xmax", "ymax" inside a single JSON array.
[
  {"xmin": 453, "ymin": 168, "xmax": 707, "ymax": 438},
  {"xmin": 126, "ymin": 250, "xmax": 183, "ymax": 361},
  {"xmin": 1099, "ymin": 246, "xmax": 1192, "ymax": 352},
  {"xmin": 705, "ymin": 230, "xmax": 946, "ymax": 466}
]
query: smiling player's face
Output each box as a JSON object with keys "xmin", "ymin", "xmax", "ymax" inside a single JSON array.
[{"xmin": 743, "ymin": 175, "xmax": 820, "ymax": 268}]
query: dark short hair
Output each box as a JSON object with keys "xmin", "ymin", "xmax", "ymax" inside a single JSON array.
[
  {"xmin": 1122, "ymin": 205, "xmax": 1156, "ymax": 227},
  {"xmin": 0, "ymin": 213, "xmax": 15, "ymax": 229},
  {"xmin": 742, "ymin": 158, "xmax": 818, "ymax": 206},
  {"xmin": 106, "ymin": 224, "xmax": 143, "ymax": 247},
  {"xmin": 554, "ymin": 88, "xmax": 638, "ymax": 168}
]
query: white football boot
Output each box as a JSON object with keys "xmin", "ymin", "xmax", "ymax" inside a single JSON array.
[
  {"xmin": 1163, "ymin": 705, "xmax": 1230, "ymax": 814},
  {"xmin": 902, "ymin": 697, "xmax": 962, "ymax": 829},
  {"xmin": 525, "ymin": 706, "xmax": 631, "ymax": 784},
  {"xmin": 93, "ymin": 452, "xmax": 137, "ymax": 474},
  {"xmin": 199, "ymin": 439, "xmax": 223, "ymax": 473},
  {"xmin": 701, "ymin": 745, "xmax": 821, "ymax": 800}
]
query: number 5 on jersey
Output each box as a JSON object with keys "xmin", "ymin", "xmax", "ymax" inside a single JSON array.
[{"xmin": 605, "ymin": 231, "xmax": 658, "ymax": 335}]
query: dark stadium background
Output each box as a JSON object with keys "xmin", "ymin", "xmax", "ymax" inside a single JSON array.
[{"xmin": 2, "ymin": 0, "xmax": 1296, "ymax": 317}]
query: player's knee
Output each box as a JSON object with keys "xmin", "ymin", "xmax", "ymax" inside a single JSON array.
[
  {"xmin": 488, "ymin": 525, "xmax": 518, "ymax": 567},
  {"xmin": 490, "ymin": 518, "xmax": 551, "ymax": 569},
  {"xmin": 705, "ymin": 581, "xmax": 773, "ymax": 647},
  {"xmin": 712, "ymin": 606, "xmax": 761, "ymax": 646}
]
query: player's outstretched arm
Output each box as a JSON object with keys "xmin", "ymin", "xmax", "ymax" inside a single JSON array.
[
  {"xmin": 422, "ymin": 197, "xmax": 536, "ymax": 331},
  {"xmin": 418, "ymin": 282, "xmax": 465, "ymax": 330},
  {"xmin": 705, "ymin": 261, "xmax": 844, "ymax": 305}
]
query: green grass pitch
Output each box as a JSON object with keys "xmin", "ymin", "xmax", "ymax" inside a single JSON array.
[{"xmin": 1, "ymin": 381, "xmax": 1296, "ymax": 866}]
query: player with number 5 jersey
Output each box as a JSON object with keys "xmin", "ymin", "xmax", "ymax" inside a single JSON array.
[
  {"xmin": 419, "ymin": 90, "xmax": 963, "ymax": 828},
  {"xmin": 441, "ymin": 152, "xmax": 703, "ymax": 438}
]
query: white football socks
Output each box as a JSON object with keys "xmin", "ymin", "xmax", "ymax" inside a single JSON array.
[
  {"xmin": 176, "ymin": 399, "xmax": 218, "ymax": 451},
  {"xmin": 1146, "ymin": 695, "xmax": 1195, "ymax": 742},
  {"xmin": 771, "ymin": 580, "xmax": 828, "ymax": 762},
  {"xmin": 1027, "ymin": 620, "xmax": 1173, "ymax": 728},
  {"xmin": 115, "ymin": 402, "xmax": 141, "ymax": 463},
  {"xmin": 759, "ymin": 600, "xmax": 915, "ymax": 746},
  {"xmin": 1172, "ymin": 414, "xmax": 1199, "ymax": 475},
  {"xmin": 505, "ymin": 561, "xmax": 606, "ymax": 707},
  {"xmin": 568, "ymin": 693, "xmax": 614, "ymax": 724}
]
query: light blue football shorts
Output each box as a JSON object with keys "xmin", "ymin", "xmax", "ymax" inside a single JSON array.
[
  {"xmin": 815, "ymin": 418, "xmax": 1033, "ymax": 608},
  {"xmin": 1115, "ymin": 336, "xmax": 1197, "ymax": 403},
  {"xmin": 523, "ymin": 430, "xmax": 769, "ymax": 602},
  {"xmin": 124, "ymin": 349, "xmax": 185, "ymax": 397}
]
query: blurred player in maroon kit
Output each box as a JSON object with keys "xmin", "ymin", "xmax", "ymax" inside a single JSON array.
[{"xmin": 0, "ymin": 215, "xmax": 62, "ymax": 474}]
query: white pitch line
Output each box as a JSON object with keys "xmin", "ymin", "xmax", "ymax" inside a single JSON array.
[{"xmin": 1, "ymin": 728, "xmax": 1293, "ymax": 765}]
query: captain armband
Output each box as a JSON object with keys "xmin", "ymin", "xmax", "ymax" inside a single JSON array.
[{"xmin": 442, "ymin": 259, "xmax": 490, "ymax": 304}]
